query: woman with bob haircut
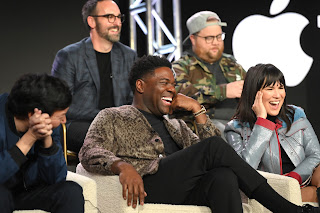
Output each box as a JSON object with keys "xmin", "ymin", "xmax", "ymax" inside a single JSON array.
[{"xmin": 225, "ymin": 63, "xmax": 320, "ymax": 204}]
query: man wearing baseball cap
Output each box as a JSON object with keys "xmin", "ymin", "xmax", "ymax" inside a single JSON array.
[{"xmin": 173, "ymin": 11, "xmax": 246, "ymax": 138}]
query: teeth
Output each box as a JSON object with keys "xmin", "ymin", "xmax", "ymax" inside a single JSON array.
[
  {"xmin": 161, "ymin": 97, "xmax": 172, "ymax": 102},
  {"xmin": 270, "ymin": 101, "xmax": 279, "ymax": 105}
]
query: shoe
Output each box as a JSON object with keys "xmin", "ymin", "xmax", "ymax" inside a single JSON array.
[{"xmin": 297, "ymin": 204, "xmax": 320, "ymax": 213}]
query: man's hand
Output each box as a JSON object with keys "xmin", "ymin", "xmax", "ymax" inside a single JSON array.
[
  {"xmin": 17, "ymin": 108, "xmax": 53, "ymax": 155},
  {"xmin": 170, "ymin": 93, "xmax": 201, "ymax": 113},
  {"xmin": 226, "ymin": 80, "xmax": 244, "ymax": 98},
  {"xmin": 28, "ymin": 108, "xmax": 53, "ymax": 140},
  {"xmin": 171, "ymin": 93, "xmax": 207, "ymax": 124},
  {"xmin": 111, "ymin": 161, "xmax": 147, "ymax": 208}
]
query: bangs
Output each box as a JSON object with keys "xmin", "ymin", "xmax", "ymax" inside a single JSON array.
[{"xmin": 261, "ymin": 66, "xmax": 285, "ymax": 88}]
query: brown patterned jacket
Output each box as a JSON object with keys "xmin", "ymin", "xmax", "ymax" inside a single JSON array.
[{"xmin": 79, "ymin": 105, "xmax": 220, "ymax": 177}]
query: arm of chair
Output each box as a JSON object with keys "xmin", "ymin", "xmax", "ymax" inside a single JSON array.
[
  {"xmin": 66, "ymin": 171, "xmax": 98, "ymax": 213},
  {"xmin": 248, "ymin": 170, "xmax": 303, "ymax": 213}
]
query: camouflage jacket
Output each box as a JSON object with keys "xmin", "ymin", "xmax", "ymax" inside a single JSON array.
[{"xmin": 173, "ymin": 52, "xmax": 246, "ymax": 119}]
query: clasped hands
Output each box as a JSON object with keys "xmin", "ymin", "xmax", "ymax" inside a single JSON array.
[{"xmin": 27, "ymin": 108, "xmax": 53, "ymax": 147}]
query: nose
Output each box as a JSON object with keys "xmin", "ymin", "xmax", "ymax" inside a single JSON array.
[
  {"xmin": 167, "ymin": 83, "xmax": 176, "ymax": 93},
  {"xmin": 273, "ymin": 88, "xmax": 281, "ymax": 98}
]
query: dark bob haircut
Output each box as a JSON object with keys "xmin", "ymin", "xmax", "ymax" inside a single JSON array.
[{"xmin": 233, "ymin": 63, "xmax": 294, "ymax": 131}]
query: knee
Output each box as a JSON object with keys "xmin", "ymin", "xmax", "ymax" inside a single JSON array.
[
  {"xmin": 202, "ymin": 136, "xmax": 232, "ymax": 151},
  {"xmin": 56, "ymin": 181, "xmax": 84, "ymax": 203},
  {"xmin": 208, "ymin": 168, "xmax": 238, "ymax": 187}
]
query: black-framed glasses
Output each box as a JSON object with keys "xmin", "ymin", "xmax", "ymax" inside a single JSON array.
[
  {"xmin": 194, "ymin": 32, "xmax": 226, "ymax": 43},
  {"xmin": 90, "ymin": 14, "xmax": 125, "ymax": 23}
]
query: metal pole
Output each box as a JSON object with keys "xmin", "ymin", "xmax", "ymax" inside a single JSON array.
[
  {"xmin": 129, "ymin": 0, "xmax": 137, "ymax": 51},
  {"xmin": 155, "ymin": 0, "xmax": 163, "ymax": 51},
  {"xmin": 173, "ymin": 0, "xmax": 182, "ymax": 60},
  {"xmin": 146, "ymin": 0, "xmax": 154, "ymax": 55}
]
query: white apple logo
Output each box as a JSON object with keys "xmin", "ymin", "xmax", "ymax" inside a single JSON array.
[{"xmin": 232, "ymin": 0, "xmax": 313, "ymax": 87}]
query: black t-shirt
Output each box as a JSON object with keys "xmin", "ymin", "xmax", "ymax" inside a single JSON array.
[
  {"xmin": 95, "ymin": 51, "xmax": 114, "ymax": 109},
  {"xmin": 267, "ymin": 115, "xmax": 295, "ymax": 174},
  {"xmin": 139, "ymin": 110, "xmax": 181, "ymax": 156}
]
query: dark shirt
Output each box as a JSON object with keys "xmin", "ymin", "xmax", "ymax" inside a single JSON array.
[
  {"xmin": 95, "ymin": 51, "xmax": 114, "ymax": 110},
  {"xmin": 267, "ymin": 115, "xmax": 295, "ymax": 174},
  {"xmin": 139, "ymin": 110, "xmax": 181, "ymax": 156}
]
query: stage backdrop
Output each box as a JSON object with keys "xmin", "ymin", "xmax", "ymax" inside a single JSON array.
[{"xmin": 1, "ymin": 0, "xmax": 319, "ymax": 136}]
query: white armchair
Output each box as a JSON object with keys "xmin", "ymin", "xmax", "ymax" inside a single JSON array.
[
  {"xmin": 76, "ymin": 163, "xmax": 318, "ymax": 213},
  {"xmin": 76, "ymin": 163, "xmax": 255, "ymax": 213}
]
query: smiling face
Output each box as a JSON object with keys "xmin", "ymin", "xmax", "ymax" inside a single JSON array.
[
  {"xmin": 94, "ymin": 0, "xmax": 122, "ymax": 43},
  {"xmin": 261, "ymin": 81, "xmax": 286, "ymax": 116},
  {"xmin": 190, "ymin": 24, "xmax": 224, "ymax": 63},
  {"xmin": 139, "ymin": 67, "xmax": 176, "ymax": 117}
]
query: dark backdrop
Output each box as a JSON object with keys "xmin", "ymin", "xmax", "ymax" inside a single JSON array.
[{"xmin": 1, "ymin": 0, "xmax": 319, "ymax": 136}]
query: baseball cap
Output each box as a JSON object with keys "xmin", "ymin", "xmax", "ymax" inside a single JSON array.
[{"xmin": 183, "ymin": 11, "xmax": 227, "ymax": 43}]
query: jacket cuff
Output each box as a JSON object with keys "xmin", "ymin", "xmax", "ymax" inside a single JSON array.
[
  {"xmin": 256, "ymin": 117, "xmax": 276, "ymax": 130},
  {"xmin": 285, "ymin": 171, "xmax": 302, "ymax": 185},
  {"xmin": 8, "ymin": 145, "xmax": 28, "ymax": 167},
  {"xmin": 38, "ymin": 142, "xmax": 59, "ymax": 156}
]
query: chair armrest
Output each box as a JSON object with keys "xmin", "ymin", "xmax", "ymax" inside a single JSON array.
[
  {"xmin": 67, "ymin": 171, "xmax": 98, "ymax": 212},
  {"xmin": 248, "ymin": 171, "xmax": 303, "ymax": 213}
]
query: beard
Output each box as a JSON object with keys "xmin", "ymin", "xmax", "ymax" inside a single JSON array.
[
  {"xmin": 96, "ymin": 24, "xmax": 121, "ymax": 43},
  {"xmin": 208, "ymin": 48, "xmax": 223, "ymax": 62}
]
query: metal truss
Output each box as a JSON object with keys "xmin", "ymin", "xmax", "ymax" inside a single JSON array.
[{"xmin": 129, "ymin": 0, "xmax": 182, "ymax": 61}]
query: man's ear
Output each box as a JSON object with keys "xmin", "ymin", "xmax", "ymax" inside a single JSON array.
[
  {"xmin": 136, "ymin": 79, "xmax": 145, "ymax": 94},
  {"xmin": 190, "ymin": 34, "xmax": 196, "ymax": 46},
  {"xmin": 87, "ymin": 16, "xmax": 96, "ymax": 29},
  {"xmin": 27, "ymin": 112, "xmax": 33, "ymax": 118}
]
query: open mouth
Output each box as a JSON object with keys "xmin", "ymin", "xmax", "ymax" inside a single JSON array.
[
  {"xmin": 269, "ymin": 101, "xmax": 280, "ymax": 106},
  {"xmin": 161, "ymin": 97, "xmax": 172, "ymax": 106}
]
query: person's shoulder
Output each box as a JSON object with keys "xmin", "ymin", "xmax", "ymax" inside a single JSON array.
[
  {"xmin": 99, "ymin": 105, "xmax": 138, "ymax": 117},
  {"xmin": 113, "ymin": 42, "xmax": 136, "ymax": 54},
  {"xmin": 227, "ymin": 119, "xmax": 246, "ymax": 129},
  {"xmin": 0, "ymin": 93, "xmax": 8, "ymax": 104},
  {"xmin": 172, "ymin": 52, "xmax": 197, "ymax": 66},
  {"xmin": 58, "ymin": 37, "xmax": 91, "ymax": 53},
  {"xmin": 221, "ymin": 53, "xmax": 245, "ymax": 71},
  {"xmin": 288, "ymin": 105, "xmax": 306, "ymax": 120}
]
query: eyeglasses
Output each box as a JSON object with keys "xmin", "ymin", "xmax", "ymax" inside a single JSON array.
[
  {"xmin": 194, "ymin": 32, "xmax": 225, "ymax": 43},
  {"xmin": 90, "ymin": 14, "xmax": 125, "ymax": 23}
]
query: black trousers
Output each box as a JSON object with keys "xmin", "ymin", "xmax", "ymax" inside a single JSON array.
[
  {"xmin": 143, "ymin": 136, "xmax": 266, "ymax": 213},
  {"xmin": 67, "ymin": 120, "xmax": 92, "ymax": 153},
  {"xmin": 0, "ymin": 181, "xmax": 84, "ymax": 213}
]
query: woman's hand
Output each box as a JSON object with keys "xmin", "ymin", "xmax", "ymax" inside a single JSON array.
[{"xmin": 252, "ymin": 91, "xmax": 267, "ymax": 119}]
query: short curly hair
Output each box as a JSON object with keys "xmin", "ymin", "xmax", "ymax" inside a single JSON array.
[
  {"xmin": 7, "ymin": 73, "xmax": 72, "ymax": 120},
  {"xmin": 128, "ymin": 55, "xmax": 173, "ymax": 92}
]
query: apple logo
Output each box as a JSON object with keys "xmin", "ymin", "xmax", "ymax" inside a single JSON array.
[{"xmin": 232, "ymin": 0, "xmax": 313, "ymax": 87}]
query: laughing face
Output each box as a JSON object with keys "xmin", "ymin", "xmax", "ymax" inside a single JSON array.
[
  {"xmin": 95, "ymin": 1, "xmax": 122, "ymax": 43},
  {"xmin": 261, "ymin": 81, "xmax": 286, "ymax": 116},
  {"xmin": 140, "ymin": 67, "xmax": 176, "ymax": 117}
]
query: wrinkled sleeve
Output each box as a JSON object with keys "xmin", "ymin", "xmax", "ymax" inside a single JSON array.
[
  {"xmin": 36, "ymin": 126, "xmax": 67, "ymax": 184},
  {"xmin": 288, "ymin": 118, "xmax": 320, "ymax": 183},
  {"xmin": 196, "ymin": 116, "xmax": 221, "ymax": 139},
  {"xmin": 225, "ymin": 118, "xmax": 275, "ymax": 169},
  {"xmin": 79, "ymin": 110, "xmax": 121, "ymax": 175}
]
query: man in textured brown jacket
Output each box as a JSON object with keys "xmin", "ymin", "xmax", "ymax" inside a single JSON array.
[{"xmin": 79, "ymin": 55, "xmax": 319, "ymax": 213}]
